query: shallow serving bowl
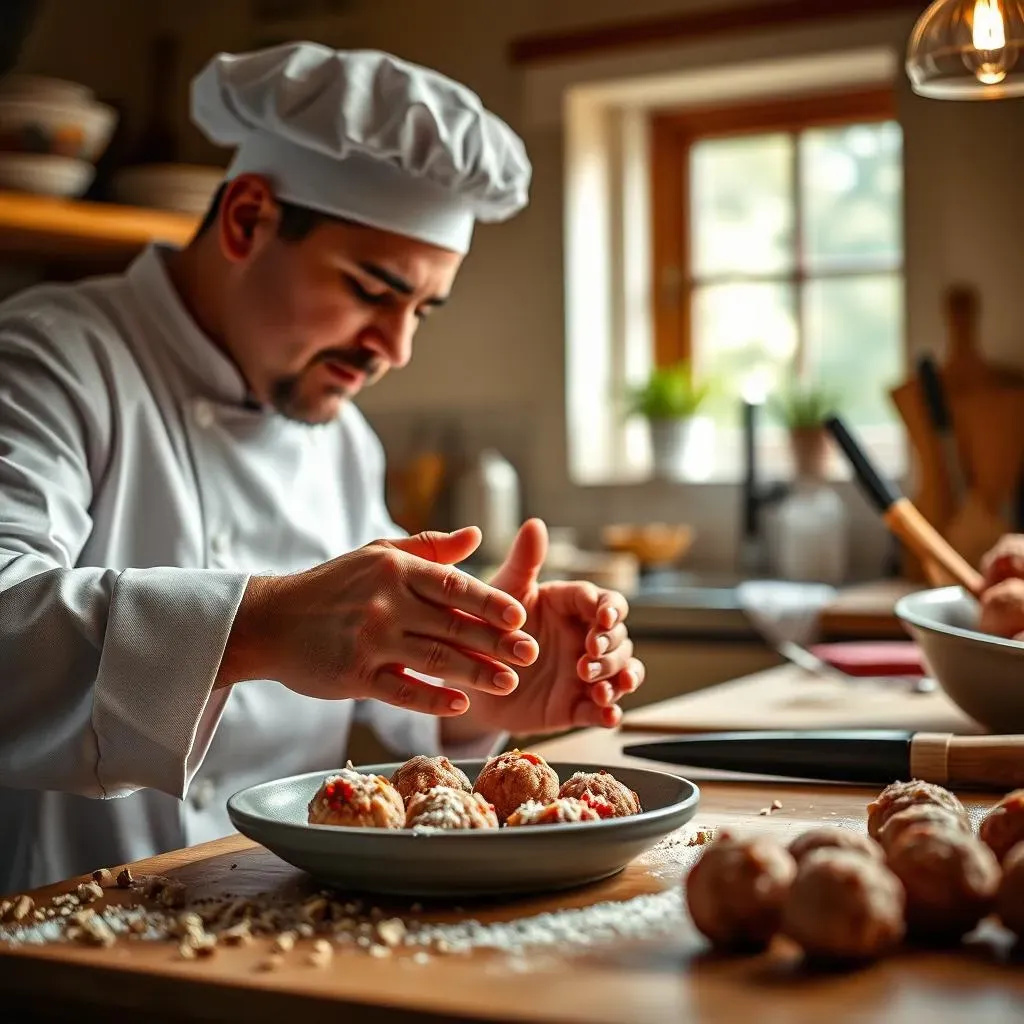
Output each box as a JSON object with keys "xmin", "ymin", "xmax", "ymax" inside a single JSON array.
[
  {"xmin": 0, "ymin": 96, "xmax": 117, "ymax": 162},
  {"xmin": 895, "ymin": 586, "xmax": 1024, "ymax": 732},
  {"xmin": 227, "ymin": 760, "xmax": 699, "ymax": 898}
]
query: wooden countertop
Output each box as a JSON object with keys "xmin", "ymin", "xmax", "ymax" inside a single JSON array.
[{"xmin": 1, "ymin": 697, "xmax": 1020, "ymax": 1022}]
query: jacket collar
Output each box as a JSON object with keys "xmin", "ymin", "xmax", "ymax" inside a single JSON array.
[{"xmin": 126, "ymin": 244, "xmax": 257, "ymax": 408}]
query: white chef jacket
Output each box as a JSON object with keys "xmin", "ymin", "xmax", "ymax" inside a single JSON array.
[{"xmin": 0, "ymin": 245, "xmax": 495, "ymax": 894}]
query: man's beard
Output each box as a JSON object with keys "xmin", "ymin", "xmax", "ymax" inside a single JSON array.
[{"xmin": 270, "ymin": 347, "xmax": 383, "ymax": 425}]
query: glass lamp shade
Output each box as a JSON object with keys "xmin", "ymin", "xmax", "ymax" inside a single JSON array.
[{"xmin": 907, "ymin": 0, "xmax": 1024, "ymax": 98}]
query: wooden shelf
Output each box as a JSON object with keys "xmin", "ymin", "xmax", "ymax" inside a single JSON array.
[{"xmin": 0, "ymin": 191, "xmax": 198, "ymax": 263}]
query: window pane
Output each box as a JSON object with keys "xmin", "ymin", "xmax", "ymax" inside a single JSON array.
[
  {"xmin": 800, "ymin": 121, "xmax": 902, "ymax": 271},
  {"xmin": 692, "ymin": 282, "xmax": 798, "ymax": 424},
  {"xmin": 803, "ymin": 274, "xmax": 903, "ymax": 427},
  {"xmin": 690, "ymin": 134, "xmax": 794, "ymax": 277}
]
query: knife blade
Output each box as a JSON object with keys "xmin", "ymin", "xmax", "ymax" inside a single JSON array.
[{"xmin": 623, "ymin": 731, "xmax": 1024, "ymax": 790}]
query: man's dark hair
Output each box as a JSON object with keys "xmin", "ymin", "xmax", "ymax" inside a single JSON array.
[{"xmin": 197, "ymin": 183, "xmax": 330, "ymax": 242}]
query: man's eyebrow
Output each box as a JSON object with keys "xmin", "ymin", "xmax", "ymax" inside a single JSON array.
[{"xmin": 359, "ymin": 261, "xmax": 448, "ymax": 307}]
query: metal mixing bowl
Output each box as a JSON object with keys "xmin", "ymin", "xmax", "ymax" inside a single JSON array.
[{"xmin": 895, "ymin": 586, "xmax": 1024, "ymax": 732}]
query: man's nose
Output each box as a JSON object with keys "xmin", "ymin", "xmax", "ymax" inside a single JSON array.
[{"xmin": 364, "ymin": 308, "xmax": 417, "ymax": 369}]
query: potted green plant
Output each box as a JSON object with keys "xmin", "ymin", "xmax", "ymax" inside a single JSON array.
[
  {"xmin": 627, "ymin": 362, "xmax": 710, "ymax": 479},
  {"xmin": 769, "ymin": 382, "xmax": 839, "ymax": 482}
]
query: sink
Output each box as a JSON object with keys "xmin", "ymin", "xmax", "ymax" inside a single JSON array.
[{"xmin": 632, "ymin": 570, "xmax": 741, "ymax": 610}]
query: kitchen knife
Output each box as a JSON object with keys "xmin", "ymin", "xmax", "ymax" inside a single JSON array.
[
  {"xmin": 917, "ymin": 354, "xmax": 968, "ymax": 504},
  {"xmin": 623, "ymin": 730, "xmax": 1024, "ymax": 790}
]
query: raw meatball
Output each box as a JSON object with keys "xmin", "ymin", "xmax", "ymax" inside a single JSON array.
[
  {"xmin": 391, "ymin": 755, "xmax": 472, "ymax": 803},
  {"xmin": 788, "ymin": 827, "xmax": 883, "ymax": 864},
  {"xmin": 307, "ymin": 768, "xmax": 405, "ymax": 828},
  {"xmin": 876, "ymin": 804, "xmax": 969, "ymax": 853},
  {"xmin": 405, "ymin": 787, "xmax": 498, "ymax": 830},
  {"xmin": 978, "ymin": 578, "xmax": 1024, "ymax": 639},
  {"xmin": 867, "ymin": 779, "xmax": 969, "ymax": 839},
  {"xmin": 506, "ymin": 797, "xmax": 600, "ymax": 826},
  {"xmin": 473, "ymin": 750, "xmax": 559, "ymax": 823},
  {"xmin": 685, "ymin": 832, "xmax": 796, "ymax": 950},
  {"xmin": 995, "ymin": 841, "xmax": 1024, "ymax": 937},
  {"xmin": 980, "ymin": 789, "xmax": 1024, "ymax": 862},
  {"xmin": 558, "ymin": 771, "xmax": 641, "ymax": 819},
  {"xmin": 886, "ymin": 828, "xmax": 1000, "ymax": 941},
  {"xmin": 781, "ymin": 849, "xmax": 905, "ymax": 962}
]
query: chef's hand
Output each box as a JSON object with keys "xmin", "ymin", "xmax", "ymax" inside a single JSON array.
[
  {"xmin": 216, "ymin": 527, "xmax": 539, "ymax": 715},
  {"xmin": 981, "ymin": 533, "xmax": 1024, "ymax": 589},
  {"xmin": 977, "ymin": 534, "xmax": 1024, "ymax": 640},
  {"xmin": 442, "ymin": 518, "xmax": 645, "ymax": 743}
]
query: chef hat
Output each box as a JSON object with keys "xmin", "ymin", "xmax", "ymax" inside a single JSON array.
[{"xmin": 191, "ymin": 43, "xmax": 531, "ymax": 254}]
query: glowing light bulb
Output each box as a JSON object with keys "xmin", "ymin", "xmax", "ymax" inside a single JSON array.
[{"xmin": 967, "ymin": 0, "xmax": 1015, "ymax": 84}]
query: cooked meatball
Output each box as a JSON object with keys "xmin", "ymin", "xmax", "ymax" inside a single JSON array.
[
  {"xmin": 404, "ymin": 787, "xmax": 498, "ymax": 830},
  {"xmin": 978, "ymin": 578, "xmax": 1024, "ymax": 639},
  {"xmin": 391, "ymin": 755, "xmax": 472, "ymax": 803},
  {"xmin": 307, "ymin": 768, "xmax": 405, "ymax": 828},
  {"xmin": 557, "ymin": 770, "xmax": 641, "ymax": 819},
  {"xmin": 876, "ymin": 804, "xmax": 970, "ymax": 853},
  {"xmin": 867, "ymin": 779, "xmax": 969, "ymax": 839},
  {"xmin": 473, "ymin": 750, "xmax": 559, "ymax": 823},
  {"xmin": 781, "ymin": 849, "xmax": 905, "ymax": 962},
  {"xmin": 506, "ymin": 797, "xmax": 601, "ymax": 826},
  {"xmin": 886, "ymin": 827, "xmax": 1000, "ymax": 941},
  {"xmin": 788, "ymin": 827, "xmax": 883, "ymax": 865},
  {"xmin": 685, "ymin": 832, "xmax": 796, "ymax": 950},
  {"xmin": 995, "ymin": 841, "xmax": 1024, "ymax": 937},
  {"xmin": 980, "ymin": 789, "xmax": 1024, "ymax": 863}
]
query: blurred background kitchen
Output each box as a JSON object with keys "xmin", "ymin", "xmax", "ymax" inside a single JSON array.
[{"xmin": 2, "ymin": 0, "xmax": 1023, "ymax": 709}]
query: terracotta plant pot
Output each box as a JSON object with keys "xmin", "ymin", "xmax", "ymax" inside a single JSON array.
[{"xmin": 788, "ymin": 427, "xmax": 830, "ymax": 482}]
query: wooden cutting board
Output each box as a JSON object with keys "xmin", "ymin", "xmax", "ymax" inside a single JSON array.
[{"xmin": 619, "ymin": 664, "xmax": 984, "ymax": 735}]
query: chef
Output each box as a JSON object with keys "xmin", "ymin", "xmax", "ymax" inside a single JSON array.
[{"xmin": 0, "ymin": 44, "xmax": 645, "ymax": 892}]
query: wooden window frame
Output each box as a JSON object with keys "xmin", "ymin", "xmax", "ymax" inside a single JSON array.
[{"xmin": 651, "ymin": 87, "xmax": 898, "ymax": 369}]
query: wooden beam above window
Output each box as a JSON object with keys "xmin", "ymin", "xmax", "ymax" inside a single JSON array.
[{"xmin": 510, "ymin": 0, "xmax": 922, "ymax": 65}]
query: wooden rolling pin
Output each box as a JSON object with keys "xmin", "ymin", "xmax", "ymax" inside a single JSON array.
[{"xmin": 825, "ymin": 416, "xmax": 984, "ymax": 597}]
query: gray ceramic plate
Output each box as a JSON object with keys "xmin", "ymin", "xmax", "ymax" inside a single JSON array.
[
  {"xmin": 896, "ymin": 586, "xmax": 1024, "ymax": 732},
  {"xmin": 227, "ymin": 761, "xmax": 700, "ymax": 897}
]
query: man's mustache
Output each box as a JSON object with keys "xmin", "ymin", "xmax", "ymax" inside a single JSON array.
[{"xmin": 311, "ymin": 348, "xmax": 383, "ymax": 376}]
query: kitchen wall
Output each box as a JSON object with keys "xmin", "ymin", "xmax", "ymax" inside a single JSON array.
[{"xmin": 13, "ymin": 1, "xmax": 1024, "ymax": 577}]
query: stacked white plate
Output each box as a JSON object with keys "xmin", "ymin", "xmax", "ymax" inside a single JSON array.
[
  {"xmin": 111, "ymin": 163, "xmax": 224, "ymax": 215},
  {"xmin": 0, "ymin": 75, "xmax": 117, "ymax": 197}
]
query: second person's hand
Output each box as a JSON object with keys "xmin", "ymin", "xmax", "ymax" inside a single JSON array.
[{"xmin": 216, "ymin": 526, "xmax": 538, "ymax": 715}]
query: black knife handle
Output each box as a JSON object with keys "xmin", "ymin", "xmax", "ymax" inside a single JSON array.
[
  {"xmin": 917, "ymin": 355, "xmax": 951, "ymax": 430},
  {"xmin": 826, "ymin": 416, "xmax": 901, "ymax": 513}
]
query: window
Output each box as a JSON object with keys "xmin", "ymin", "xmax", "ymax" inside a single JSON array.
[{"xmin": 651, "ymin": 89, "xmax": 904, "ymax": 478}]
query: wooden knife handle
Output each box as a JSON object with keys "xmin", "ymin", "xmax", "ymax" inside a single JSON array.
[
  {"xmin": 883, "ymin": 498, "xmax": 984, "ymax": 597},
  {"xmin": 911, "ymin": 733, "xmax": 1024, "ymax": 790}
]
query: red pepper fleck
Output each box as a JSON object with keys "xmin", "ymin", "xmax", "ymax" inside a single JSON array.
[
  {"xmin": 579, "ymin": 791, "xmax": 615, "ymax": 819},
  {"xmin": 326, "ymin": 779, "xmax": 356, "ymax": 810}
]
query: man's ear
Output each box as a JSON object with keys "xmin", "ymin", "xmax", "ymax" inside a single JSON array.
[{"xmin": 219, "ymin": 174, "xmax": 279, "ymax": 262}]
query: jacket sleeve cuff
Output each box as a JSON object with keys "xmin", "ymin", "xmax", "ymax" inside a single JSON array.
[{"xmin": 91, "ymin": 567, "xmax": 249, "ymax": 799}]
